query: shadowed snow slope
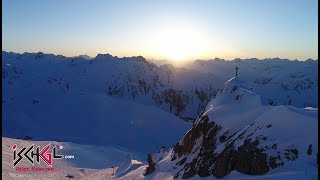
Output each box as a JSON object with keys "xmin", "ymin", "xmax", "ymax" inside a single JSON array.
[{"xmin": 3, "ymin": 93, "xmax": 191, "ymax": 153}]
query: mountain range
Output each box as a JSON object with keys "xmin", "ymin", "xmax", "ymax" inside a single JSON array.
[{"xmin": 2, "ymin": 51, "xmax": 318, "ymax": 179}]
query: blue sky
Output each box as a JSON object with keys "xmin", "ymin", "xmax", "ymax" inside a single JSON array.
[{"xmin": 2, "ymin": 0, "xmax": 318, "ymax": 61}]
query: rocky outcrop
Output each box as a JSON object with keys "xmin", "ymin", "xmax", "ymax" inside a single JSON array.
[
  {"xmin": 307, "ymin": 144, "xmax": 312, "ymax": 155},
  {"xmin": 144, "ymin": 154, "xmax": 156, "ymax": 175},
  {"xmin": 162, "ymin": 89, "xmax": 189, "ymax": 116},
  {"xmin": 169, "ymin": 114, "xmax": 274, "ymax": 179}
]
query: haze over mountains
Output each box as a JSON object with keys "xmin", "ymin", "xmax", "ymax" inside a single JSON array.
[{"xmin": 2, "ymin": 51, "xmax": 318, "ymax": 179}]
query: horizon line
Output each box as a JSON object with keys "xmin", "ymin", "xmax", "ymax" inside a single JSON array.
[{"xmin": 2, "ymin": 50, "xmax": 318, "ymax": 62}]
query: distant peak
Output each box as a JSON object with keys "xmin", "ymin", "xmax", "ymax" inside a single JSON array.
[
  {"xmin": 305, "ymin": 58, "xmax": 316, "ymax": 62},
  {"xmin": 130, "ymin": 55, "xmax": 147, "ymax": 62},
  {"xmin": 94, "ymin": 53, "xmax": 114, "ymax": 60},
  {"xmin": 213, "ymin": 58, "xmax": 224, "ymax": 61},
  {"xmin": 75, "ymin": 54, "xmax": 92, "ymax": 60}
]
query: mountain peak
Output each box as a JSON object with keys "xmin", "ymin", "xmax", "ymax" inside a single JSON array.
[
  {"xmin": 94, "ymin": 53, "xmax": 114, "ymax": 60},
  {"xmin": 144, "ymin": 77, "xmax": 317, "ymax": 179},
  {"xmin": 74, "ymin": 54, "xmax": 92, "ymax": 60}
]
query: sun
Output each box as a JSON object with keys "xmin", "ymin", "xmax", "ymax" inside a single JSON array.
[{"xmin": 146, "ymin": 22, "xmax": 211, "ymax": 63}]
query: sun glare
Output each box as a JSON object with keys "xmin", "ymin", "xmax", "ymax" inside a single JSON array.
[{"xmin": 146, "ymin": 22, "xmax": 211, "ymax": 63}]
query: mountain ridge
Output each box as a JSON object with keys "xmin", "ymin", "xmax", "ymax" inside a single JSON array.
[{"xmin": 2, "ymin": 51, "xmax": 317, "ymax": 120}]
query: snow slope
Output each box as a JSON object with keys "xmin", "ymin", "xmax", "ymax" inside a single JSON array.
[
  {"xmin": 3, "ymin": 137, "xmax": 317, "ymax": 180},
  {"xmin": 1, "ymin": 137, "xmax": 144, "ymax": 179},
  {"xmin": 115, "ymin": 154, "xmax": 144, "ymax": 177},
  {"xmin": 3, "ymin": 92, "xmax": 190, "ymax": 153}
]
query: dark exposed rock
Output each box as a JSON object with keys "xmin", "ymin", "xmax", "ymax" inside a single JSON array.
[
  {"xmin": 284, "ymin": 148, "xmax": 298, "ymax": 161},
  {"xmin": 176, "ymin": 157, "xmax": 186, "ymax": 166},
  {"xmin": 152, "ymin": 93, "xmax": 163, "ymax": 105},
  {"xmin": 213, "ymin": 143, "xmax": 236, "ymax": 178},
  {"xmin": 307, "ymin": 144, "xmax": 312, "ymax": 155},
  {"xmin": 171, "ymin": 115, "xmax": 221, "ymax": 178},
  {"xmin": 138, "ymin": 79, "xmax": 149, "ymax": 94},
  {"xmin": 269, "ymin": 155, "xmax": 283, "ymax": 169},
  {"xmin": 272, "ymin": 144, "xmax": 277, "ymax": 150},
  {"xmin": 172, "ymin": 115, "xmax": 209, "ymax": 160},
  {"xmin": 162, "ymin": 89, "xmax": 189, "ymax": 116},
  {"xmin": 230, "ymin": 86, "xmax": 238, "ymax": 93},
  {"xmin": 268, "ymin": 99, "xmax": 274, "ymax": 105},
  {"xmin": 65, "ymin": 83, "xmax": 70, "ymax": 91},
  {"xmin": 107, "ymin": 85, "xmax": 124, "ymax": 96},
  {"xmin": 195, "ymin": 89, "xmax": 208, "ymax": 102},
  {"xmin": 237, "ymin": 131, "xmax": 246, "ymax": 139},
  {"xmin": 172, "ymin": 116, "xmax": 280, "ymax": 178},
  {"xmin": 169, "ymin": 112, "xmax": 276, "ymax": 179},
  {"xmin": 219, "ymin": 134, "xmax": 227, "ymax": 143},
  {"xmin": 288, "ymin": 98, "xmax": 292, "ymax": 105},
  {"xmin": 234, "ymin": 139, "xmax": 269, "ymax": 175},
  {"xmin": 32, "ymin": 100, "xmax": 39, "ymax": 104},
  {"xmin": 182, "ymin": 159, "xmax": 197, "ymax": 178},
  {"xmin": 144, "ymin": 154, "xmax": 156, "ymax": 175},
  {"xmin": 173, "ymin": 172, "xmax": 180, "ymax": 179},
  {"xmin": 195, "ymin": 122, "xmax": 221, "ymax": 177},
  {"xmin": 291, "ymin": 149, "xmax": 298, "ymax": 156},
  {"xmin": 262, "ymin": 136, "xmax": 267, "ymax": 141}
]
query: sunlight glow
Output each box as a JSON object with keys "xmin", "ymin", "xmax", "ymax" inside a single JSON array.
[{"xmin": 146, "ymin": 22, "xmax": 212, "ymax": 63}]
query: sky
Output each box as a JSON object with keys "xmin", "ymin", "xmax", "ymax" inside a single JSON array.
[{"xmin": 2, "ymin": 0, "xmax": 318, "ymax": 62}]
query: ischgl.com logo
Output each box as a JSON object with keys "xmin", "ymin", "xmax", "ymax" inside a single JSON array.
[{"xmin": 12, "ymin": 143, "xmax": 63, "ymax": 167}]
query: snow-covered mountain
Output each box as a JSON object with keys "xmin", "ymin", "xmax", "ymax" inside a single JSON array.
[
  {"xmin": 144, "ymin": 77, "xmax": 318, "ymax": 179},
  {"xmin": 2, "ymin": 52, "xmax": 318, "ymax": 122},
  {"xmin": 2, "ymin": 51, "xmax": 318, "ymax": 179},
  {"xmin": 188, "ymin": 58, "xmax": 318, "ymax": 108},
  {"xmin": 3, "ymin": 53, "xmax": 197, "ymax": 153},
  {"xmin": 2, "ymin": 51, "xmax": 221, "ymax": 121},
  {"xmin": 74, "ymin": 54, "xmax": 93, "ymax": 60}
]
